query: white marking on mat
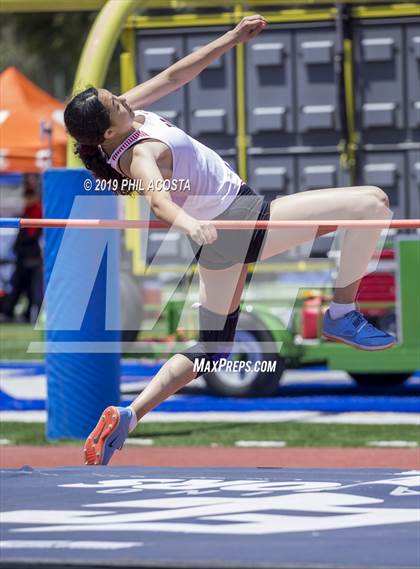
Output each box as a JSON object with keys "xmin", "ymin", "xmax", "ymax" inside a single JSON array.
[
  {"xmin": 0, "ymin": 540, "xmax": 143, "ymax": 550},
  {"xmin": 390, "ymin": 487, "xmax": 420, "ymax": 496},
  {"xmin": 5, "ymin": 481, "xmax": 419, "ymax": 535}
]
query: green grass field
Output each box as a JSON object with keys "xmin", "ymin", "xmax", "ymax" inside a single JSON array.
[
  {"xmin": 1, "ymin": 422, "xmax": 418, "ymax": 448},
  {"xmin": 0, "ymin": 320, "xmax": 168, "ymax": 360},
  {"xmin": 1, "ymin": 324, "xmax": 418, "ymax": 450},
  {"xmin": 0, "ymin": 323, "xmax": 44, "ymax": 360}
]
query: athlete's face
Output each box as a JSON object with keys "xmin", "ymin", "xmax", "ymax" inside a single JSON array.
[{"xmin": 98, "ymin": 89, "xmax": 135, "ymax": 140}]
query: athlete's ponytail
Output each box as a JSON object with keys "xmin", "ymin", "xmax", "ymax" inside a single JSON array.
[
  {"xmin": 75, "ymin": 142, "xmax": 124, "ymax": 183},
  {"xmin": 64, "ymin": 87, "xmax": 130, "ymax": 194}
]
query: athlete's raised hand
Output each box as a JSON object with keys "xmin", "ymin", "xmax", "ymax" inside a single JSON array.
[
  {"xmin": 187, "ymin": 219, "xmax": 218, "ymax": 246},
  {"xmin": 230, "ymin": 15, "xmax": 267, "ymax": 44}
]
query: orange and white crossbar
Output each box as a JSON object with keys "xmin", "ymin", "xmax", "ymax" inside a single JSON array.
[{"xmin": 1, "ymin": 218, "xmax": 420, "ymax": 230}]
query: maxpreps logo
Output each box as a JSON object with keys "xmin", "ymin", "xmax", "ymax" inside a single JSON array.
[
  {"xmin": 193, "ymin": 358, "xmax": 277, "ymax": 374},
  {"xmin": 2, "ymin": 472, "xmax": 419, "ymax": 535}
]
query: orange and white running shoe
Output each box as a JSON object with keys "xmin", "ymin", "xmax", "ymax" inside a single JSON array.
[{"xmin": 84, "ymin": 406, "xmax": 132, "ymax": 465}]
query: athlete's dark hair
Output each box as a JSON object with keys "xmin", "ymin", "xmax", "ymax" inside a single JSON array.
[{"xmin": 64, "ymin": 87, "xmax": 131, "ymax": 195}]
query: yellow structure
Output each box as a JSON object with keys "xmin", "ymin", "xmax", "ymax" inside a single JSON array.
[
  {"xmin": 0, "ymin": 1, "xmax": 106, "ymax": 11},
  {"xmin": 66, "ymin": 0, "xmax": 140, "ymax": 165}
]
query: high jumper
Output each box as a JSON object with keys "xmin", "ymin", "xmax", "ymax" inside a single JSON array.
[{"xmin": 63, "ymin": 14, "xmax": 398, "ymax": 466}]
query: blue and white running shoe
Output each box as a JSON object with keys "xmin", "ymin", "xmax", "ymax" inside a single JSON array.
[
  {"xmin": 322, "ymin": 309, "xmax": 396, "ymax": 351},
  {"xmin": 84, "ymin": 406, "xmax": 132, "ymax": 465}
]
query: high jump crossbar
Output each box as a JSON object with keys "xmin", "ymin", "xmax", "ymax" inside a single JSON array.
[{"xmin": 1, "ymin": 218, "xmax": 420, "ymax": 230}]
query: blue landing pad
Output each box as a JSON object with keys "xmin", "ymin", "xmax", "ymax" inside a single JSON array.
[{"xmin": 1, "ymin": 467, "xmax": 419, "ymax": 569}]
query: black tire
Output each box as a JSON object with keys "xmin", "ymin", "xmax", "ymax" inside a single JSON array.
[
  {"xmin": 120, "ymin": 271, "xmax": 143, "ymax": 344},
  {"xmin": 351, "ymin": 373, "xmax": 412, "ymax": 387},
  {"xmin": 203, "ymin": 312, "xmax": 285, "ymax": 397}
]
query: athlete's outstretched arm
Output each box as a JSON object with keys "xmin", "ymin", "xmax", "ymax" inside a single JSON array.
[
  {"xmin": 122, "ymin": 14, "xmax": 267, "ymax": 109},
  {"xmin": 127, "ymin": 145, "xmax": 218, "ymax": 246}
]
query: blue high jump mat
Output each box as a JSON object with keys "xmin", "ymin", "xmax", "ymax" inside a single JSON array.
[{"xmin": 1, "ymin": 467, "xmax": 419, "ymax": 569}]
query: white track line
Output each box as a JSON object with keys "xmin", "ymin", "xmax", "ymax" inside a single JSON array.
[
  {"xmin": 235, "ymin": 440, "xmax": 287, "ymax": 447},
  {"xmin": 367, "ymin": 441, "xmax": 419, "ymax": 448},
  {"xmin": 1, "ymin": 410, "xmax": 419, "ymax": 424}
]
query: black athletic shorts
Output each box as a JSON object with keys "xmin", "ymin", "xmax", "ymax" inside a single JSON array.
[{"xmin": 187, "ymin": 183, "xmax": 271, "ymax": 270}]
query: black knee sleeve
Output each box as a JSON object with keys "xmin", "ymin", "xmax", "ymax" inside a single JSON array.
[{"xmin": 181, "ymin": 305, "xmax": 240, "ymax": 367}]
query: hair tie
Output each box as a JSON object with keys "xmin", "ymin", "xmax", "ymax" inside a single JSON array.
[{"xmin": 79, "ymin": 144, "xmax": 98, "ymax": 157}]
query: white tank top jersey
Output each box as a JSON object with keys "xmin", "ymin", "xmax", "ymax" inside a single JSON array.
[{"xmin": 103, "ymin": 110, "xmax": 243, "ymax": 220}]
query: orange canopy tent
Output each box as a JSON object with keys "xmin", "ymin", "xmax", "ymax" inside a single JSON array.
[{"xmin": 0, "ymin": 66, "xmax": 68, "ymax": 173}]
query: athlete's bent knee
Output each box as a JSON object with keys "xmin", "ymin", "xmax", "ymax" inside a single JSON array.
[
  {"xmin": 363, "ymin": 186, "xmax": 390, "ymax": 208},
  {"xmin": 180, "ymin": 305, "xmax": 240, "ymax": 367}
]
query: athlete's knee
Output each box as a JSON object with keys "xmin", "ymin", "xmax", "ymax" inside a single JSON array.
[
  {"xmin": 181, "ymin": 340, "xmax": 233, "ymax": 368},
  {"xmin": 355, "ymin": 186, "xmax": 390, "ymax": 217},
  {"xmin": 180, "ymin": 304, "xmax": 240, "ymax": 367},
  {"xmin": 361, "ymin": 185, "xmax": 390, "ymax": 209},
  {"xmin": 181, "ymin": 342, "xmax": 213, "ymax": 370}
]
